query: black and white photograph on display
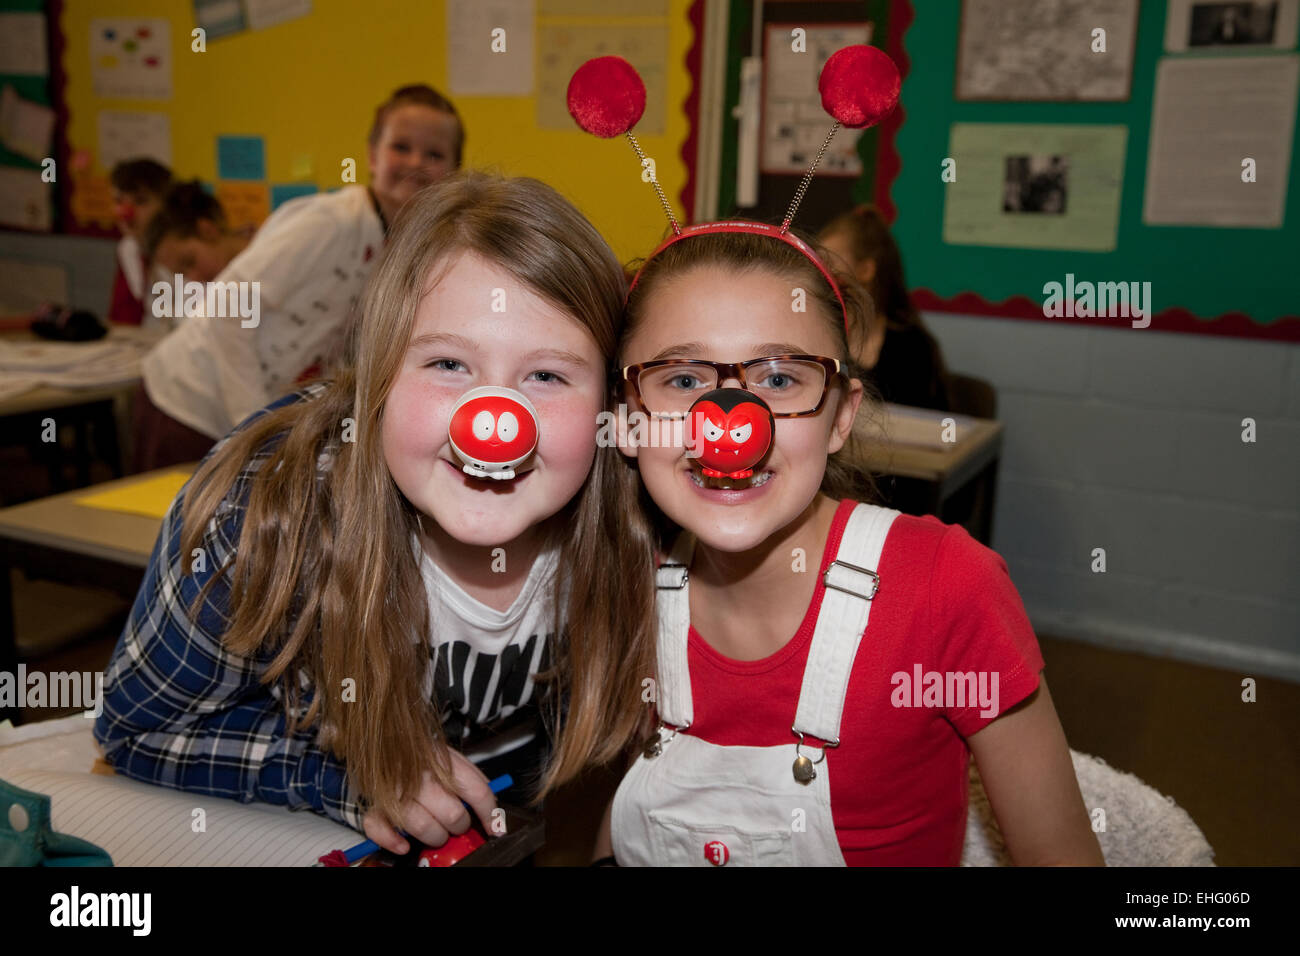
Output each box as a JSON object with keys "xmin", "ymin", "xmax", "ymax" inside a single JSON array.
[
  {"xmin": 1002, "ymin": 155, "xmax": 1069, "ymax": 214},
  {"xmin": 1189, "ymin": 1, "xmax": 1278, "ymax": 45},
  {"xmin": 1164, "ymin": 0, "xmax": 1299, "ymax": 50}
]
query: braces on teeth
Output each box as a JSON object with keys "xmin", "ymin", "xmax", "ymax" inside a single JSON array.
[{"xmin": 689, "ymin": 469, "xmax": 774, "ymax": 489}]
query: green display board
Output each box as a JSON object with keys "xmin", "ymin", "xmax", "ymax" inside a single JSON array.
[
  {"xmin": 886, "ymin": 0, "xmax": 1300, "ymax": 340},
  {"xmin": 0, "ymin": 0, "xmax": 56, "ymax": 231}
]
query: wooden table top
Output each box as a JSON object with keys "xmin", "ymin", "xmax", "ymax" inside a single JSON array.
[
  {"xmin": 0, "ymin": 381, "xmax": 137, "ymax": 418},
  {"xmin": 0, "ymin": 464, "xmax": 197, "ymax": 566},
  {"xmin": 849, "ymin": 403, "xmax": 1003, "ymax": 483},
  {"xmin": 0, "ymin": 329, "xmax": 142, "ymax": 418}
]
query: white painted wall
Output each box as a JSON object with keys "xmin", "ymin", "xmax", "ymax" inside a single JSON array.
[{"xmin": 928, "ymin": 311, "xmax": 1299, "ymax": 682}]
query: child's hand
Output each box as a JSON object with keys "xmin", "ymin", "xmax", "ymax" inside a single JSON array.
[{"xmin": 361, "ymin": 749, "xmax": 498, "ymax": 855}]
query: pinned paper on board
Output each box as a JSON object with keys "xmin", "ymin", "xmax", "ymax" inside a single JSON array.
[
  {"xmin": 762, "ymin": 23, "xmax": 872, "ymax": 175},
  {"xmin": 1144, "ymin": 55, "xmax": 1299, "ymax": 227},
  {"xmin": 0, "ymin": 167, "xmax": 51, "ymax": 231},
  {"xmin": 0, "ymin": 85, "xmax": 55, "ymax": 164},
  {"xmin": 244, "ymin": 0, "xmax": 312, "ymax": 32},
  {"xmin": 97, "ymin": 111, "xmax": 172, "ymax": 172},
  {"xmin": 537, "ymin": 24, "xmax": 668, "ymax": 134},
  {"xmin": 216, "ymin": 181, "xmax": 271, "ymax": 230},
  {"xmin": 448, "ymin": 0, "xmax": 534, "ymax": 95},
  {"xmin": 0, "ymin": 12, "xmax": 49, "ymax": 77},
  {"xmin": 76, "ymin": 471, "xmax": 192, "ymax": 520},
  {"xmin": 539, "ymin": 0, "xmax": 666, "ymax": 13},
  {"xmin": 70, "ymin": 172, "xmax": 116, "ymax": 227},
  {"xmin": 271, "ymin": 182, "xmax": 317, "ymax": 210},
  {"xmin": 193, "ymin": 0, "xmax": 248, "ymax": 40},
  {"xmin": 1163, "ymin": 0, "xmax": 1300, "ymax": 52},
  {"xmin": 216, "ymin": 135, "xmax": 266, "ymax": 181},
  {"xmin": 942, "ymin": 123, "xmax": 1127, "ymax": 252},
  {"xmin": 956, "ymin": 0, "xmax": 1138, "ymax": 101},
  {"xmin": 90, "ymin": 19, "xmax": 172, "ymax": 100}
]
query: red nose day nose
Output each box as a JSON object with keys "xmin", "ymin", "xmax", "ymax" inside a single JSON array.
[
  {"xmin": 688, "ymin": 387, "xmax": 775, "ymax": 480},
  {"xmin": 447, "ymin": 386, "xmax": 540, "ymax": 480}
]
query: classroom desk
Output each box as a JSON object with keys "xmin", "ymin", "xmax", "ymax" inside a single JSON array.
[
  {"xmin": 848, "ymin": 403, "xmax": 1004, "ymax": 543},
  {"xmin": 0, "ymin": 380, "xmax": 135, "ymax": 494},
  {"xmin": 0, "ymin": 330, "xmax": 147, "ymax": 493},
  {"xmin": 0, "ymin": 465, "xmax": 194, "ymax": 724}
]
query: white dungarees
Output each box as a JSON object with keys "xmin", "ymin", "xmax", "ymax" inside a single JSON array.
[{"xmin": 611, "ymin": 503, "xmax": 900, "ymax": 866}]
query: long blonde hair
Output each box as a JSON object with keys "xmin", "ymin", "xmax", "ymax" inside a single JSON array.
[{"xmin": 181, "ymin": 171, "xmax": 655, "ymax": 825}]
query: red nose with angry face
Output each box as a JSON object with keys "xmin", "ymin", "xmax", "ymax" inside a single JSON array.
[
  {"xmin": 688, "ymin": 388, "xmax": 775, "ymax": 479},
  {"xmin": 448, "ymin": 386, "xmax": 539, "ymax": 480}
]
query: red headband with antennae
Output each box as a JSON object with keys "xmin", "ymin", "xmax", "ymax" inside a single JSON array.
[
  {"xmin": 626, "ymin": 221, "xmax": 848, "ymax": 332},
  {"xmin": 567, "ymin": 46, "xmax": 900, "ymax": 338}
]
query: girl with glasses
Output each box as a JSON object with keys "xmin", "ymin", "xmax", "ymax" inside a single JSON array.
[{"xmin": 598, "ymin": 226, "xmax": 1102, "ymax": 867}]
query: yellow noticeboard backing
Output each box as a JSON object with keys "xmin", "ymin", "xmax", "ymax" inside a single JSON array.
[{"xmin": 57, "ymin": 0, "xmax": 699, "ymax": 264}]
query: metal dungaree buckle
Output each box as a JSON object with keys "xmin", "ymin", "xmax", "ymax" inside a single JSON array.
[
  {"xmin": 791, "ymin": 729, "xmax": 839, "ymax": 784},
  {"xmin": 655, "ymin": 562, "xmax": 689, "ymax": 589},
  {"xmin": 823, "ymin": 558, "xmax": 879, "ymax": 599}
]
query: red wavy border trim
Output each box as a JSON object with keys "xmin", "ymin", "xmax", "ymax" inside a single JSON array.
[
  {"xmin": 875, "ymin": 0, "xmax": 1298, "ymax": 341},
  {"xmin": 911, "ymin": 288, "xmax": 1300, "ymax": 341},
  {"xmin": 873, "ymin": 0, "xmax": 912, "ymax": 224},
  {"xmin": 678, "ymin": 0, "xmax": 704, "ymax": 224}
]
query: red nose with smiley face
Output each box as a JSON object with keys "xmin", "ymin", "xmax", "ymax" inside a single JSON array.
[
  {"xmin": 448, "ymin": 386, "xmax": 539, "ymax": 480},
  {"xmin": 688, "ymin": 388, "xmax": 775, "ymax": 479}
]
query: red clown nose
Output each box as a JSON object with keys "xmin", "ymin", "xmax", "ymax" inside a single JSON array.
[
  {"xmin": 448, "ymin": 386, "xmax": 539, "ymax": 480},
  {"xmin": 688, "ymin": 388, "xmax": 775, "ymax": 480}
]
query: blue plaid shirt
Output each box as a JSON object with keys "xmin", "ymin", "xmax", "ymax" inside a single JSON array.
[{"xmin": 94, "ymin": 385, "xmax": 364, "ymax": 830}]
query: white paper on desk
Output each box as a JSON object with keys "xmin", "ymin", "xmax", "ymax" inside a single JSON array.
[
  {"xmin": 97, "ymin": 110, "xmax": 172, "ymax": 171},
  {"xmin": 90, "ymin": 18, "xmax": 172, "ymax": 100},
  {"xmin": 3, "ymin": 768, "xmax": 356, "ymax": 867},
  {"xmin": 0, "ymin": 12, "xmax": 48, "ymax": 76},
  {"xmin": 1144, "ymin": 55, "xmax": 1299, "ymax": 227},
  {"xmin": 447, "ymin": 0, "xmax": 534, "ymax": 96},
  {"xmin": 0, "ymin": 330, "xmax": 152, "ymax": 388},
  {"xmin": 0, "ymin": 84, "xmax": 55, "ymax": 163},
  {"xmin": 0, "ymin": 165, "xmax": 51, "ymax": 231},
  {"xmin": 0, "ymin": 257, "xmax": 68, "ymax": 312}
]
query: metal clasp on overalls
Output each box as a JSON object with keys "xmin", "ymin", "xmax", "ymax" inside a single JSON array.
[{"xmin": 791, "ymin": 730, "xmax": 839, "ymax": 784}]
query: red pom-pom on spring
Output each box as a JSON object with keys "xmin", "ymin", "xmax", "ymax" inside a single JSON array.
[
  {"xmin": 567, "ymin": 56, "xmax": 646, "ymax": 138},
  {"xmin": 818, "ymin": 45, "xmax": 900, "ymax": 129}
]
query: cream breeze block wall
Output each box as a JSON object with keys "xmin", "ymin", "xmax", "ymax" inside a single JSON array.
[{"xmin": 925, "ymin": 312, "xmax": 1300, "ymax": 683}]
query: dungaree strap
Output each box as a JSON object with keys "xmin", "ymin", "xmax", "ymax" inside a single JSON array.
[
  {"xmin": 792, "ymin": 504, "xmax": 899, "ymax": 744},
  {"xmin": 654, "ymin": 531, "xmax": 696, "ymax": 728}
]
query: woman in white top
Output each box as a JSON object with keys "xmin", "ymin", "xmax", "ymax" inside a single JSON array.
[{"xmin": 135, "ymin": 85, "xmax": 465, "ymax": 469}]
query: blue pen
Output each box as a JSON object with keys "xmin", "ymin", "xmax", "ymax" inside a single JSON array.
[{"xmin": 318, "ymin": 773, "xmax": 514, "ymax": 866}]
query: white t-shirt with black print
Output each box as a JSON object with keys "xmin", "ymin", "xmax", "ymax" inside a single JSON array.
[{"xmin": 419, "ymin": 541, "xmax": 560, "ymax": 765}]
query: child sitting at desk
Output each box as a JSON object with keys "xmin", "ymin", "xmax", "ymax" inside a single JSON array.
[
  {"xmin": 818, "ymin": 204, "xmax": 952, "ymax": 412},
  {"xmin": 134, "ymin": 83, "xmax": 464, "ymax": 471},
  {"xmin": 108, "ymin": 159, "xmax": 173, "ymax": 330},
  {"xmin": 142, "ymin": 180, "xmax": 255, "ymax": 286}
]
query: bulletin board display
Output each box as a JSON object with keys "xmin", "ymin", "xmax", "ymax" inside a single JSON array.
[
  {"xmin": 50, "ymin": 0, "xmax": 703, "ymax": 265},
  {"xmin": 0, "ymin": 0, "xmax": 56, "ymax": 232},
  {"xmin": 879, "ymin": 0, "xmax": 1300, "ymax": 341}
]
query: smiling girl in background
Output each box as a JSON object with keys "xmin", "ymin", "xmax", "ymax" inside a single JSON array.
[
  {"xmin": 134, "ymin": 84, "xmax": 463, "ymax": 471},
  {"xmin": 97, "ymin": 171, "xmax": 655, "ymax": 853}
]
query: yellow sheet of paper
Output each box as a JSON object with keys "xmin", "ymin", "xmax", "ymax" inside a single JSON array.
[{"xmin": 76, "ymin": 471, "xmax": 190, "ymax": 519}]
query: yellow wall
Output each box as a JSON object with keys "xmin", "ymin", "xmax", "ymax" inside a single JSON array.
[{"xmin": 60, "ymin": 0, "xmax": 695, "ymax": 263}]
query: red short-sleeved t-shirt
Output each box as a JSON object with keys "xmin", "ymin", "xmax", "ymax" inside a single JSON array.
[{"xmin": 684, "ymin": 499, "xmax": 1045, "ymax": 866}]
